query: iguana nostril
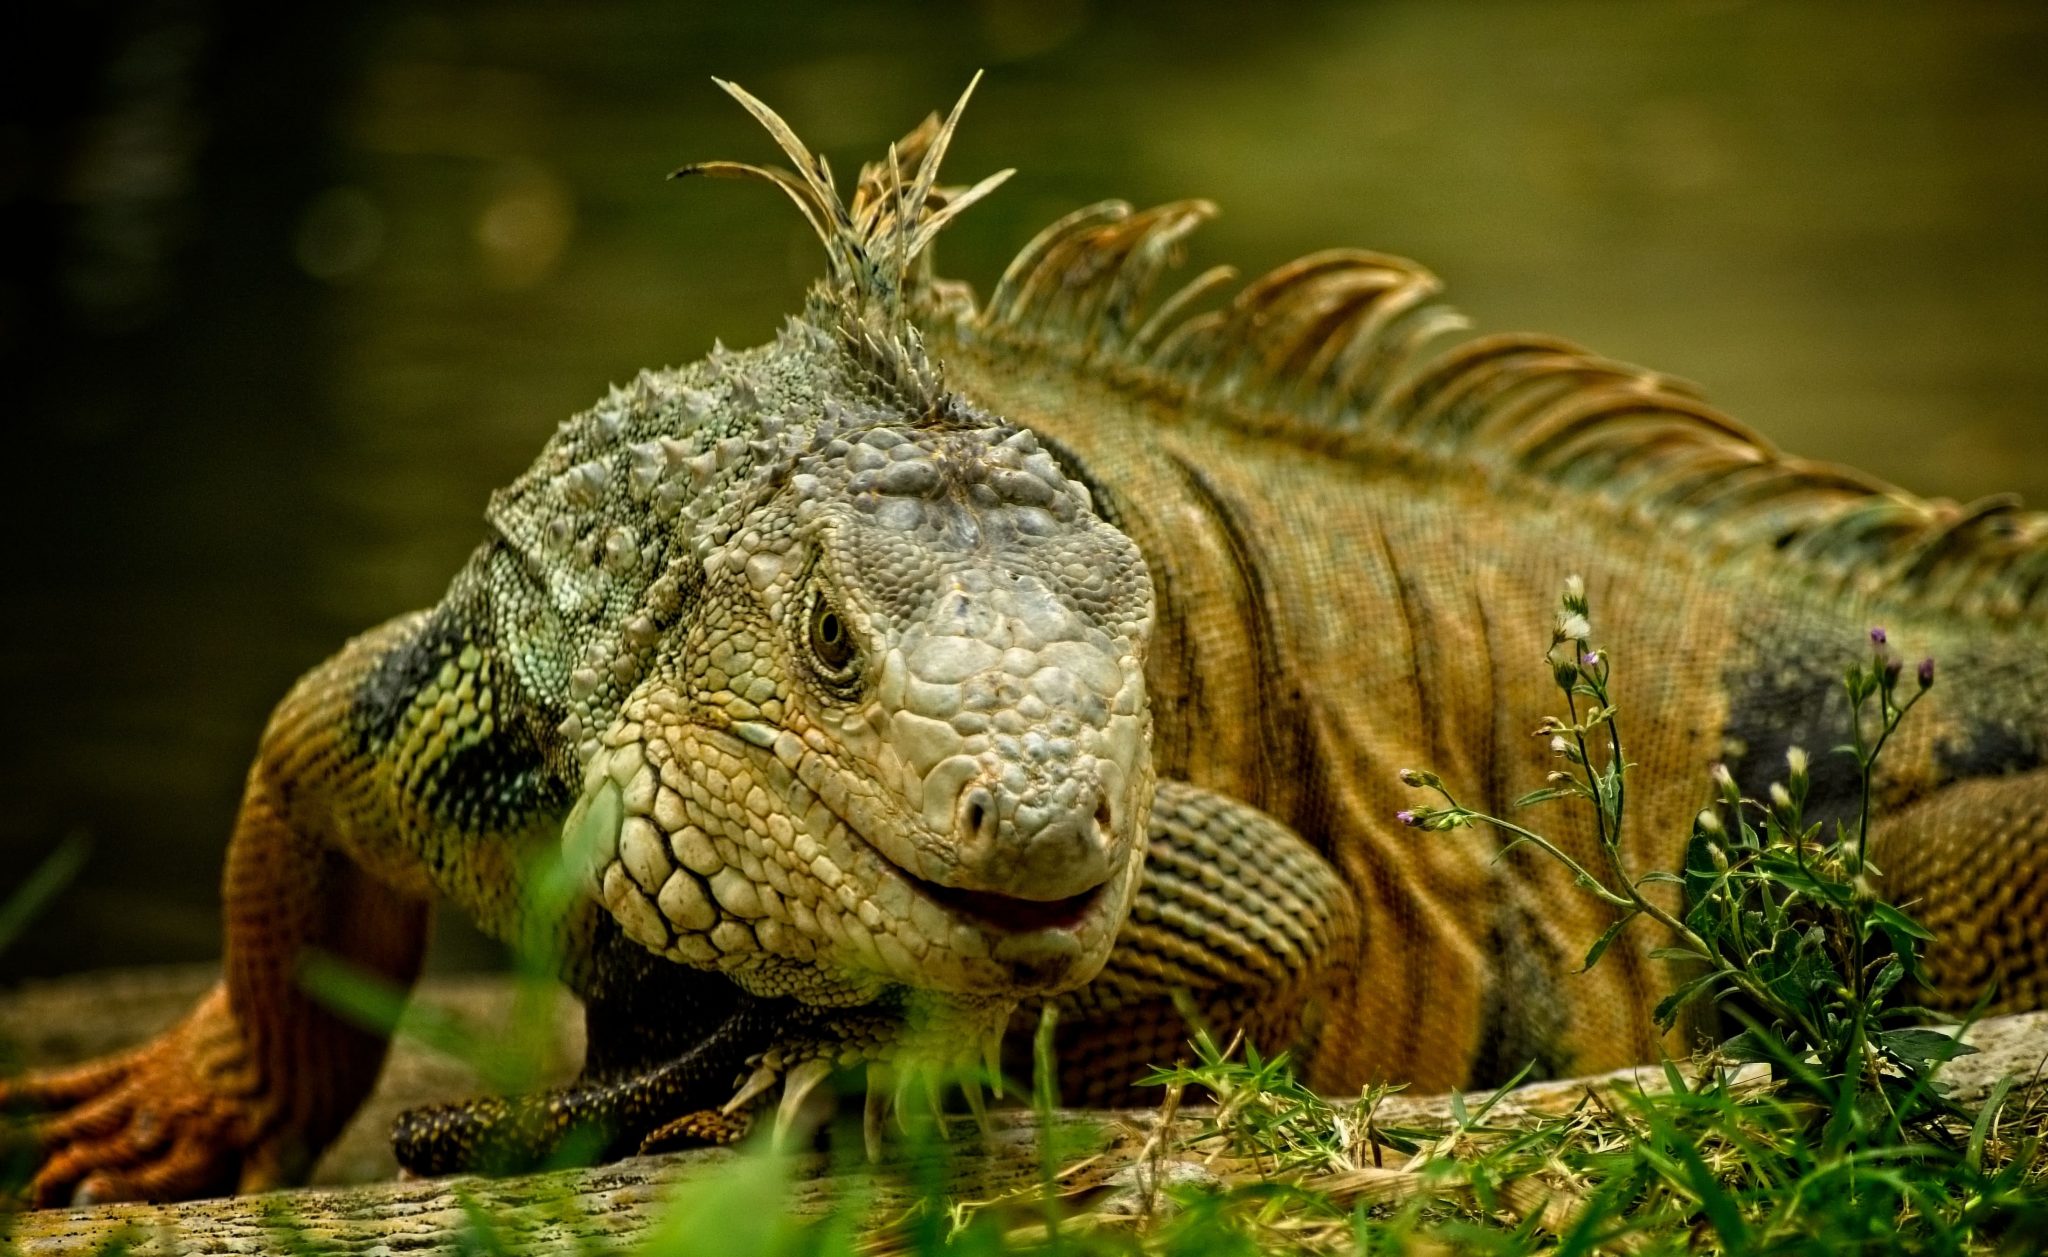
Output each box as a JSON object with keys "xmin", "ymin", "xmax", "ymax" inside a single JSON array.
[{"xmin": 957, "ymin": 784, "xmax": 999, "ymax": 851}]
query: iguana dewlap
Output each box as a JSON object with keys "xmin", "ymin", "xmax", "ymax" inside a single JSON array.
[{"xmin": 7, "ymin": 78, "xmax": 2045, "ymax": 1205}]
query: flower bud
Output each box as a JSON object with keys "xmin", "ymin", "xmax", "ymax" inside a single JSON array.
[
  {"xmin": 1396, "ymin": 809, "xmax": 1422, "ymax": 827},
  {"xmin": 1918, "ymin": 657, "xmax": 1935, "ymax": 690},
  {"xmin": 1769, "ymin": 782, "xmax": 1794, "ymax": 814},
  {"xmin": 1550, "ymin": 735, "xmax": 1570, "ymax": 757},
  {"xmin": 1883, "ymin": 656, "xmax": 1903, "ymax": 688},
  {"xmin": 1563, "ymin": 574, "xmax": 1587, "ymax": 613},
  {"xmin": 1711, "ymin": 763, "xmax": 1738, "ymax": 798},
  {"xmin": 1785, "ymin": 746, "xmax": 1808, "ymax": 789},
  {"xmin": 1869, "ymin": 626, "xmax": 1887, "ymax": 646},
  {"xmin": 1695, "ymin": 808, "xmax": 1724, "ymax": 836}
]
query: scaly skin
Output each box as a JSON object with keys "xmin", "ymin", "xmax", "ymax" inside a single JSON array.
[{"xmin": 5, "ymin": 80, "xmax": 2043, "ymax": 1203}]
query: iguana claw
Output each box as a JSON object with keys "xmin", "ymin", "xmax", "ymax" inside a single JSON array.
[{"xmin": 715, "ymin": 995, "xmax": 1012, "ymax": 1160}]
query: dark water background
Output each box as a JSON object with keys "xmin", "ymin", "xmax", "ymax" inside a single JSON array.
[{"xmin": 4, "ymin": 1, "xmax": 2044, "ymax": 978}]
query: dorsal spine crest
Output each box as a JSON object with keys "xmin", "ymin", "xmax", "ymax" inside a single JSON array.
[{"xmin": 672, "ymin": 79, "xmax": 2047, "ymax": 622}]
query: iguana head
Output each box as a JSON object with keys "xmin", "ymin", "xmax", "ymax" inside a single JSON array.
[{"xmin": 493, "ymin": 81, "xmax": 1155, "ymax": 1022}]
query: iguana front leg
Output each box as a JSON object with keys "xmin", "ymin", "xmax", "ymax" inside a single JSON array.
[
  {"xmin": 2, "ymin": 616, "xmax": 437, "ymax": 1205},
  {"xmin": 1046, "ymin": 779, "xmax": 1358, "ymax": 1104},
  {"xmin": 0, "ymin": 594, "xmax": 623, "ymax": 1206},
  {"xmin": 392, "ymin": 989, "xmax": 785, "ymax": 1175}
]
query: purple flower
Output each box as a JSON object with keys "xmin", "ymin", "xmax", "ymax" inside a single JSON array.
[
  {"xmin": 1870, "ymin": 627, "xmax": 1887, "ymax": 646},
  {"xmin": 1396, "ymin": 809, "xmax": 1420, "ymax": 827},
  {"xmin": 1918, "ymin": 657, "xmax": 1936, "ymax": 689},
  {"xmin": 1582, "ymin": 651, "xmax": 1599, "ymax": 667}
]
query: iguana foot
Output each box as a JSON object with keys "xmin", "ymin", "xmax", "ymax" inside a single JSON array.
[
  {"xmin": 391, "ymin": 989, "xmax": 788, "ymax": 1176},
  {"xmin": 1, "ymin": 986, "xmax": 274, "ymax": 1207}
]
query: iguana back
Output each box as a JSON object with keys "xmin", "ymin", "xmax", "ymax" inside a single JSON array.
[{"xmin": 925, "ymin": 203, "xmax": 2048, "ymax": 1093}]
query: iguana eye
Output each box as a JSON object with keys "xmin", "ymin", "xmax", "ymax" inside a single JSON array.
[{"xmin": 807, "ymin": 595, "xmax": 859, "ymax": 682}]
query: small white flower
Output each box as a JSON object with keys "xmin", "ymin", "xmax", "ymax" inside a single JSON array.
[
  {"xmin": 1558, "ymin": 614, "xmax": 1592, "ymax": 642},
  {"xmin": 1769, "ymin": 783, "xmax": 1794, "ymax": 812}
]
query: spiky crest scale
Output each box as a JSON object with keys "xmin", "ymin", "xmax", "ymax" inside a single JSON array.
[
  {"xmin": 681, "ymin": 81, "xmax": 2048, "ymax": 621},
  {"xmin": 949, "ymin": 202, "xmax": 2048, "ymax": 621},
  {"xmin": 672, "ymin": 75, "xmax": 1012, "ymax": 412}
]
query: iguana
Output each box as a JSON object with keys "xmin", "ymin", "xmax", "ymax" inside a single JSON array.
[{"xmin": 7, "ymin": 78, "xmax": 2045, "ymax": 1206}]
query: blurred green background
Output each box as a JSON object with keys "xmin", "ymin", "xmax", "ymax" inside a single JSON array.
[{"xmin": 3, "ymin": 1, "xmax": 2043, "ymax": 978}]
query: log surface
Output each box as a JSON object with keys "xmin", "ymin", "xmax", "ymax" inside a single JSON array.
[{"xmin": 5, "ymin": 969, "xmax": 2044, "ymax": 1255}]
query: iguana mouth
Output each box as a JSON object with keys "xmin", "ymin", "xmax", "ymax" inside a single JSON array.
[
  {"xmin": 571, "ymin": 722, "xmax": 1129, "ymax": 996},
  {"xmin": 806, "ymin": 766, "xmax": 1113, "ymax": 935},
  {"xmin": 888, "ymin": 862, "xmax": 1107, "ymax": 933}
]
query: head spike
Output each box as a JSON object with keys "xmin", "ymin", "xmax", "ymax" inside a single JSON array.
[
  {"xmin": 673, "ymin": 73, "xmax": 1007, "ymax": 387},
  {"xmin": 908, "ymin": 166, "xmax": 1015, "ymax": 262},
  {"xmin": 669, "ymin": 160, "xmax": 836, "ymax": 260},
  {"xmin": 899, "ymin": 70, "xmax": 984, "ymax": 263},
  {"xmin": 709, "ymin": 78, "xmax": 846, "ymax": 225}
]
